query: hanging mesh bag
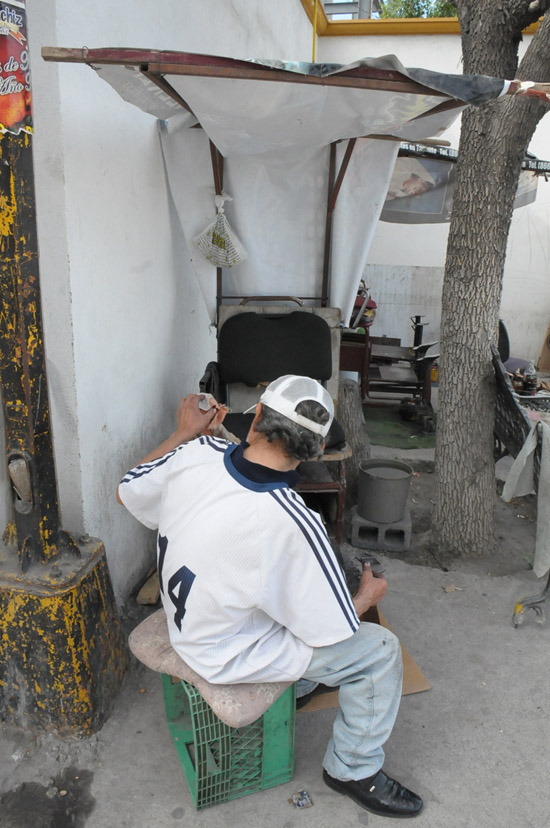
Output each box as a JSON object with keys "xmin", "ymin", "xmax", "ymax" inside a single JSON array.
[{"xmin": 193, "ymin": 193, "xmax": 248, "ymax": 268}]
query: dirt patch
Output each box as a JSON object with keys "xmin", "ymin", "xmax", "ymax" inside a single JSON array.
[{"xmin": 0, "ymin": 767, "xmax": 95, "ymax": 828}]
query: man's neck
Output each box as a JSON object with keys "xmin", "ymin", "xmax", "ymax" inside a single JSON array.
[{"xmin": 243, "ymin": 436, "xmax": 300, "ymax": 472}]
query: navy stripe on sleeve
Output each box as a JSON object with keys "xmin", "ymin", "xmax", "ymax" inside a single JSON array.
[
  {"xmin": 121, "ymin": 436, "xmax": 230, "ymax": 486},
  {"xmin": 284, "ymin": 488, "xmax": 357, "ymax": 615},
  {"xmin": 120, "ymin": 446, "xmax": 180, "ymax": 483},
  {"xmin": 199, "ymin": 436, "xmax": 230, "ymax": 453},
  {"xmin": 269, "ymin": 489, "xmax": 359, "ymax": 633},
  {"xmin": 284, "ymin": 488, "xmax": 358, "ymax": 624}
]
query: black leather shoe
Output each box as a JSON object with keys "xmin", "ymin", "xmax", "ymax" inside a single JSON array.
[{"xmin": 323, "ymin": 769, "xmax": 423, "ymax": 818}]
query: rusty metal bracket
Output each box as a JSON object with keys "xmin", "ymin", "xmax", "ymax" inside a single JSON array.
[
  {"xmin": 208, "ymin": 140, "xmax": 225, "ymax": 324},
  {"xmin": 321, "ymin": 138, "xmax": 357, "ymax": 306}
]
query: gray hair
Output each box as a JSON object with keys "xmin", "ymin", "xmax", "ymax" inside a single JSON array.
[{"xmin": 255, "ymin": 400, "xmax": 330, "ymax": 462}]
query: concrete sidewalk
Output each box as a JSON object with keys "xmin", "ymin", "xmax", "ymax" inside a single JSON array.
[{"xmin": 2, "ymin": 548, "xmax": 549, "ymax": 828}]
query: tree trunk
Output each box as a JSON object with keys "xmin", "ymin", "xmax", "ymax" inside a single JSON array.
[
  {"xmin": 433, "ymin": 3, "xmax": 550, "ymax": 556},
  {"xmin": 338, "ymin": 378, "xmax": 371, "ymax": 506}
]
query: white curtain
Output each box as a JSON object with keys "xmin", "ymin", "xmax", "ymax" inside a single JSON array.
[{"xmin": 160, "ymin": 122, "xmax": 398, "ymax": 324}]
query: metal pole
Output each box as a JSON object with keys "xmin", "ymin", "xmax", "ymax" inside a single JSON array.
[
  {"xmin": 359, "ymin": 0, "xmax": 372, "ymax": 19},
  {"xmin": 0, "ymin": 87, "xmax": 63, "ymax": 571},
  {"xmin": 312, "ymin": 0, "xmax": 318, "ymax": 62},
  {"xmin": 0, "ymin": 0, "xmax": 125, "ymax": 735}
]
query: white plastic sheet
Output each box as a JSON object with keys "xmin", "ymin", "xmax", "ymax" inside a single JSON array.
[
  {"xmin": 168, "ymin": 75, "xmax": 450, "ymax": 156},
  {"xmin": 502, "ymin": 421, "xmax": 550, "ymax": 578},
  {"xmin": 160, "ymin": 122, "xmax": 397, "ymax": 323},
  {"xmin": 93, "ymin": 54, "xmax": 475, "ymax": 322}
]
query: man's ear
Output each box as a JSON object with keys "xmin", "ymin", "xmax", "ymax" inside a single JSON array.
[
  {"xmin": 245, "ymin": 402, "xmax": 262, "ymax": 443},
  {"xmin": 251, "ymin": 402, "xmax": 262, "ymax": 427}
]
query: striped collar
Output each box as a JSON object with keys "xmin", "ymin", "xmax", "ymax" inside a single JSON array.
[{"xmin": 224, "ymin": 442, "xmax": 300, "ymax": 491}]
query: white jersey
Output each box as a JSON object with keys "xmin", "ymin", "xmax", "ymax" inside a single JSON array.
[{"xmin": 119, "ymin": 437, "xmax": 359, "ymax": 684}]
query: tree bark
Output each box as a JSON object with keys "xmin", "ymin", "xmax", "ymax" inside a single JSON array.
[
  {"xmin": 338, "ymin": 378, "xmax": 371, "ymax": 506},
  {"xmin": 433, "ymin": 3, "xmax": 550, "ymax": 556}
]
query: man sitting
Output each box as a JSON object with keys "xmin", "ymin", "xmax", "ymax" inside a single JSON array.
[{"xmin": 117, "ymin": 375, "xmax": 423, "ymax": 818}]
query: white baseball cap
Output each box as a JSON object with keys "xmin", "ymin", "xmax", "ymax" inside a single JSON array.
[{"xmin": 244, "ymin": 375, "xmax": 334, "ymax": 437}]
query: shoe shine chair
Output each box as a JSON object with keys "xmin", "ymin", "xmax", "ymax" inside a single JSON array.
[
  {"xmin": 128, "ymin": 304, "xmax": 352, "ymax": 810},
  {"xmin": 200, "ymin": 299, "xmax": 352, "ymax": 542},
  {"xmin": 129, "ymin": 607, "xmax": 295, "ymax": 810}
]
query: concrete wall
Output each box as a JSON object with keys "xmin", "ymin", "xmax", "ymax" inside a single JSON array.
[
  {"xmin": 24, "ymin": 0, "xmax": 312, "ymax": 602},
  {"xmin": 319, "ymin": 34, "xmax": 550, "ymax": 361}
]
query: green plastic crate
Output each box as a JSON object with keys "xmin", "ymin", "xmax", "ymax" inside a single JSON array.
[{"xmin": 162, "ymin": 674, "xmax": 295, "ymax": 810}]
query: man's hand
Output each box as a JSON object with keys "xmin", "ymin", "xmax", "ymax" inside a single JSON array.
[
  {"xmin": 352, "ymin": 564, "xmax": 388, "ymax": 617},
  {"xmin": 116, "ymin": 393, "xmax": 228, "ymax": 504},
  {"xmin": 175, "ymin": 394, "xmax": 227, "ymax": 441},
  {"xmin": 199, "ymin": 395, "xmax": 231, "ymax": 438}
]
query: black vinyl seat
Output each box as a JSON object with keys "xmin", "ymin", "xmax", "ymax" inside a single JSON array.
[
  {"xmin": 218, "ymin": 311, "xmax": 333, "ymax": 386},
  {"xmin": 200, "ymin": 308, "xmax": 350, "ymax": 540}
]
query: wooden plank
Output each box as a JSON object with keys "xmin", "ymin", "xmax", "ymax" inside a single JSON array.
[
  {"xmin": 41, "ymin": 47, "xmax": 450, "ymax": 97},
  {"xmin": 322, "ymin": 143, "xmax": 336, "ymax": 307},
  {"xmin": 379, "ymin": 364, "xmax": 418, "ymax": 382},
  {"xmin": 141, "ymin": 70, "xmax": 196, "ymax": 116},
  {"xmin": 371, "ymin": 343, "xmax": 412, "ymax": 360},
  {"xmin": 328, "ymin": 137, "xmax": 356, "ymax": 214},
  {"xmin": 136, "ymin": 570, "xmax": 160, "ymax": 606},
  {"xmin": 149, "ymin": 63, "xmax": 447, "ymax": 95}
]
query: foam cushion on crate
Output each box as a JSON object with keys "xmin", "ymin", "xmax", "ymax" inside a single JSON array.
[{"xmin": 128, "ymin": 608, "xmax": 292, "ymax": 728}]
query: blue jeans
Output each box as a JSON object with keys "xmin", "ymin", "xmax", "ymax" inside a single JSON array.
[{"xmin": 300, "ymin": 622, "xmax": 403, "ymax": 781}]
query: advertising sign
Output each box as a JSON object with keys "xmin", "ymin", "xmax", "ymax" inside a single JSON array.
[
  {"xmin": 381, "ymin": 153, "xmax": 538, "ymax": 224},
  {"xmin": 0, "ymin": 0, "xmax": 31, "ymax": 135}
]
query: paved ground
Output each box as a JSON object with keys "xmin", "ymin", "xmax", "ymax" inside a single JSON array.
[{"xmin": 2, "ymin": 446, "xmax": 550, "ymax": 828}]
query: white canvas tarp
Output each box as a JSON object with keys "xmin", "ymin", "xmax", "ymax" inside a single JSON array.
[
  {"xmin": 160, "ymin": 119, "xmax": 398, "ymax": 322},
  {"xmin": 50, "ymin": 49, "xmax": 518, "ymax": 323}
]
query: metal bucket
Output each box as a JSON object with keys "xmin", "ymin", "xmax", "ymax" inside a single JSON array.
[{"xmin": 357, "ymin": 460, "xmax": 413, "ymax": 524}]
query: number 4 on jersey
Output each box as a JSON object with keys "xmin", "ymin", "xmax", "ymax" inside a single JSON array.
[{"xmin": 158, "ymin": 534, "xmax": 195, "ymax": 631}]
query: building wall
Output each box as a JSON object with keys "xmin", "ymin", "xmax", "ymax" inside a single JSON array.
[
  {"xmin": 319, "ymin": 34, "xmax": 550, "ymax": 361},
  {"xmin": 24, "ymin": 0, "xmax": 312, "ymax": 602}
]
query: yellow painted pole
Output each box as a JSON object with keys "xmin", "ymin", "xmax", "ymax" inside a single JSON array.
[{"xmin": 0, "ymin": 0, "xmax": 126, "ymax": 735}]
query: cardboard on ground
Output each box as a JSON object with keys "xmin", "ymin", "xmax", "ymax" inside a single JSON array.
[{"xmin": 298, "ymin": 610, "xmax": 430, "ymax": 713}]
